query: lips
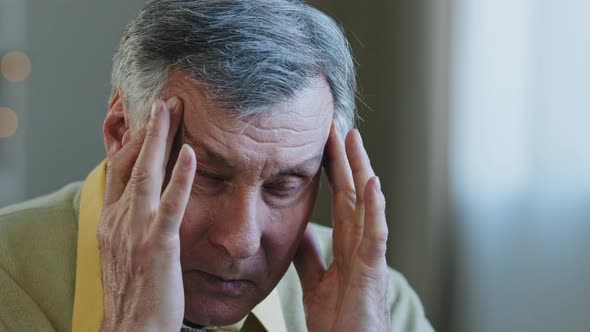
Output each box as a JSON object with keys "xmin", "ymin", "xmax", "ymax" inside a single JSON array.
[
  {"xmin": 186, "ymin": 269, "xmax": 254, "ymax": 296},
  {"xmin": 200, "ymin": 270, "xmax": 246, "ymax": 283}
]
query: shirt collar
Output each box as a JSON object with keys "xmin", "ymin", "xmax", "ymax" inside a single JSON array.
[{"xmin": 71, "ymin": 160, "xmax": 287, "ymax": 332}]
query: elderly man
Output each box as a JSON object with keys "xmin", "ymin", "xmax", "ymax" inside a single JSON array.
[{"xmin": 0, "ymin": 0, "xmax": 433, "ymax": 331}]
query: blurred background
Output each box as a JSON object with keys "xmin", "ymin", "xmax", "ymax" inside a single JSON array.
[{"xmin": 1, "ymin": 0, "xmax": 589, "ymax": 331}]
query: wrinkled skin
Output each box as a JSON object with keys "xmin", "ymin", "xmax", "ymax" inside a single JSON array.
[{"xmin": 99, "ymin": 74, "xmax": 390, "ymax": 331}]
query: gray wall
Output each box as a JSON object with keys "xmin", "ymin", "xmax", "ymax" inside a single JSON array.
[
  {"xmin": 25, "ymin": 0, "xmax": 145, "ymax": 198},
  {"xmin": 308, "ymin": 1, "xmax": 447, "ymax": 329}
]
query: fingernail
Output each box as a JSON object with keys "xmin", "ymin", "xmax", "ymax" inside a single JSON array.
[
  {"xmin": 166, "ymin": 96, "xmax": 178, "ymax": 111},
  {"xmin": 375, "ymin": 176, "xmax": 381, "ymax": 191}
]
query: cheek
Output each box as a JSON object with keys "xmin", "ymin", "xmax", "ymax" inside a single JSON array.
[
  {"xmin": 263, "ymin": 187, "xmax": 319, "ymax": 276},
  {"xmin": 261, "ymin": 217, "xmax": 306, "ymax": 282},
  {"xmin": 179, "ymin": 197, "xmax": 211, "ymax": 252}
]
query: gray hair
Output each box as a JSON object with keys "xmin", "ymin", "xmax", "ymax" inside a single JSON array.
[{"xmin": 111, "ymin": 0, "xmax": 356, "ymax": 134}]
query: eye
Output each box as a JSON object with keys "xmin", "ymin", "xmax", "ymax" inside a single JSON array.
[
  {"xmin": 264, "ymin": 183, "xmax": 298, "ymax": 197},
  {"xmin": 193, "ymin": 169, "xmax": 227, "ymax": 195},
  {"xmin": 263, "ymin": 176, "xmax": 308, "ymax": 198},
  {"xmin": 197, "ymin": 169, "xmax": 226, "ymax": 182}
]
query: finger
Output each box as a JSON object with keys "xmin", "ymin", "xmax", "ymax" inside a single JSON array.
[
  {"xmin": 293, "ymin": 225, "xmax": 326, "ymax": 294},
  {"xmin": 156, "ymin": 144, "xmax": 196, "ymax": 235},
  {"xmin": 345, "ymin": 129, "xmax": 375, "ymax": 206},
  {"xmin": 162, "ymin": 97, "xmax": 184, "ymax": 180},
  {"xmin": 358, "ymin": 176, "xmax": 389, "ymax": 266},
  {"xmin": 131, "ymin": 99, "xmax": 174, "ymax": 210},
  {"xmin": 345, "ymin": 130, "xmax": 376, "ymax": 231},
  {"xmin": 163, "ymin": 111, "xmax": 185, "ymax": 192},
  {"xmin": 104, "ymin": 128, "xmax": 146, "ymax": 206},
  {"xmin": 325, "ymin": 122, "xmax": 356, "ymax": 223}
]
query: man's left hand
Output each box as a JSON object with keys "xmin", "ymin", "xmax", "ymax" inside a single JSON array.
[{"xmin": 294, "ymin": 123, "xmax": 391, "ymax": 332}]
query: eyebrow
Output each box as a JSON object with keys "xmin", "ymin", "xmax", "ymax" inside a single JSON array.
[
  {"xmin": 183, "ymin": 130, "xmax": 235, "ymax": 169},
  {"xmin": 202, "ymin": 147, "xmax": 236, "ymax": 169},
  {"xmin": 274, "ymin": 154, "xmax": 323, "ymax": 178}
]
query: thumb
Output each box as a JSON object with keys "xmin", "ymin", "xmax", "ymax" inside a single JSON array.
[{"xmin": 294, "ymin": 225, "xmax": 326, "ymax": 294}]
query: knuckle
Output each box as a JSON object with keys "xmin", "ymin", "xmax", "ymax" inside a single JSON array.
[
  {"xmin": 366, "ymin": 224, "xmax": 389, "ymax": 245},
  {"xmin": 338, "ymin": 187, "xmax": 357, "ymax": 206},
  {"xmin": 145, "ymin": 130, "xmax": 162, "ymax": 142},
  {"xmin": 159, "ymin": 198, "xmax": 181, "ymax": 216},
  {"xmin": 373, "ymin": 229, "xmax": 389, "ymax": 244},
  {"xmin": 146, "ymin": 122, "xmax": 165, "ymax": 140},
  {"xmin": 130, "ymin": 165, "xmax": 150, "ymax": 186},
  {"xmin": 373, "ymin": 240, "xmax": 388, "ymax": 256}
]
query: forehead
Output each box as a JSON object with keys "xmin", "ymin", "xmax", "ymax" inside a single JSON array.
[{"xmin": 166, "ymin": 74, "xmax": 334, "ymax": 169}]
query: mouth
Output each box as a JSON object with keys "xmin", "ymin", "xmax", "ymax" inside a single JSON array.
[{"xmin": 186, "ymin": 270, "xmax": 254, "ymax": 296}]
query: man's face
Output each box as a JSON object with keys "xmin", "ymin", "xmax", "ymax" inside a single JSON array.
[{"xmin": 164, "ymin": 74, "xmax": 334, "ymax": 325}]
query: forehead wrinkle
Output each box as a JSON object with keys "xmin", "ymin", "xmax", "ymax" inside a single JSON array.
[
  {"xmin": 236, "ymin": 128, "xmax": 324, "ymax": 147},
  {"xmin": 236, "ymin": 115, "xmax": 330, "ymax": 145},
  {"xmin": 236, "ymin": 91, "xmax": 333, "ymax": 135},
  {"xmin": 246, "ymin": 122, "xmax": 322, "ymax": 135},
  {"xmin": 219, "ymin": 111, "xmax": 322, "ymax": 134},
  {"xmin": 210, "ymin": 112, "xmax": 327, "ymax": 147},
  {"xmin": 240, "ymin": 133, "xmax": 323, "ymax": 149},
  {"xmin": 182, "ymin": 125, "xmax": 236, "ymax": 169},
  {"xmin": 249, "ymin": 108, "xmax": 331, "ymax": 131},
  {"xmin": 184, "ymin": 109, "xmax": 327, "ymax": 159},
  {"xmin": 185, "ymin": 124, "xmax": 325, "ymax": 181}
]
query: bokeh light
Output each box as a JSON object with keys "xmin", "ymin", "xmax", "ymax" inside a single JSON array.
[
  {"xmin": 0, "ymin": 107, "xmax": 18, "ymax": 138},
  {"xmin": 1, "ymin": 51, "xmax": 32, "ymax": 82}
]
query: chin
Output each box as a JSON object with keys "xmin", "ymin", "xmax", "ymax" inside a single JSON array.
[{"xmin": 184, "ymin": 293, "xmax": 255, "ymax": 326}]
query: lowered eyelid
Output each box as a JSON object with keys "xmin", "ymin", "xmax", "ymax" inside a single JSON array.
[
  {"xmin": 196, "ymin": 168, "xmax": 225, "ymax": 180},
  {"xmin": 265, "ymin": 175, "xmax": 311, "ymax": 189}
]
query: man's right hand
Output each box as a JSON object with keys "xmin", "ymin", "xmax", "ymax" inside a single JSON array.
[{"xmin": 97, "ymin": 97, "xmax": 196, "ymax": 331}]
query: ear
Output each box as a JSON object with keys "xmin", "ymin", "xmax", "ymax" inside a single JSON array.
[{"xmin": 103, "ymin": 89, "xmax": 130, "ymax": 159}]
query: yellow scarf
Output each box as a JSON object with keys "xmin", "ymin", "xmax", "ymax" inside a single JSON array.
[{"xmin": 71, "ymin": 161, "xmax": 287, "ymax": 331}]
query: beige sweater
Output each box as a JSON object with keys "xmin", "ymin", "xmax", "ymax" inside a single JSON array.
[{"xmin": 0, "ymin": 183, "xmax": 433, "ymax": 331}]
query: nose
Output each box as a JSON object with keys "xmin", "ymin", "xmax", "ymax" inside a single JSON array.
[{"xmin": 207, "ymin": 190, "xmax": 262, "ymax": 259}]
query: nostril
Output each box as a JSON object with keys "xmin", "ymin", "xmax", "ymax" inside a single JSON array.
[{"xmin": 207, "ymin": 221, "xmax": 261, "ymax": 259}]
